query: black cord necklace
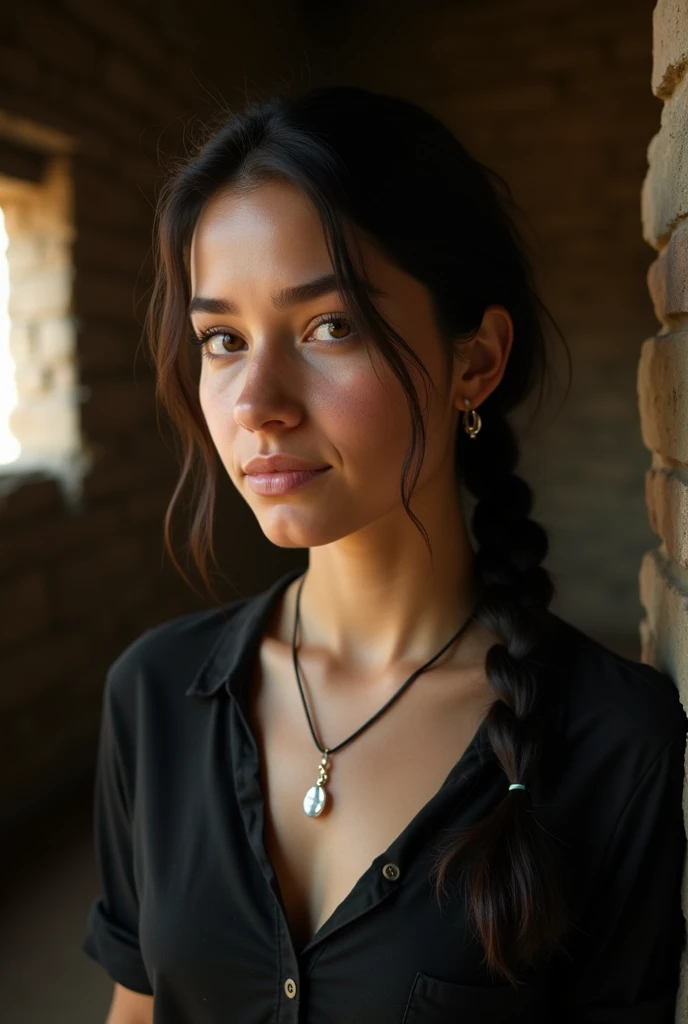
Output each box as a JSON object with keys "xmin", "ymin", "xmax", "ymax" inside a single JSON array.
[{"xmin": 292, "ymin": 572, "xmax": 478, "ymax": 818}]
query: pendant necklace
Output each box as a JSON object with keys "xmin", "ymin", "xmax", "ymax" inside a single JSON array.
[{"xmin": 292, "ymin": 572, "xmax": 478, "ymax": 818}]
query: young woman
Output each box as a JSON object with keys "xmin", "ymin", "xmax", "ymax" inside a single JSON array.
[{"xmin": 82, "ymin": 85, "xmax": 687, "ymax": 1023}]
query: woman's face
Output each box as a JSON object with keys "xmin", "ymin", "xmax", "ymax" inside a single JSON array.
[{"xmin": 189, "ymin": 178, "xmax": 466, "ymax": 550}]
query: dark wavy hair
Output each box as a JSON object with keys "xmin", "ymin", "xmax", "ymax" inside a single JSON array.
[{"xmin": 143, "ymin": 84, "xmax": 574, "ymax": 987}]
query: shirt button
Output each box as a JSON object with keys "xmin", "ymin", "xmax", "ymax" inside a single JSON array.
[
  {"xmin": 382, "ymin": 862, "xmax": 401, "ymax": 881},
  {"xmin": 284, "ymin": 978, "xmax": 297, "ymax": 999}
]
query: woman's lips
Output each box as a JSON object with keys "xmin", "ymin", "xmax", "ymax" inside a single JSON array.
[{"xmin": 245, "ymin": 467, "xmax": 331, "ymax": 496}]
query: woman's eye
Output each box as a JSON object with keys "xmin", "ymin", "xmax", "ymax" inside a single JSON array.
[
  {"xmin": 195, "ymin": 314, "xmax": 357, "ymax": 362},
  {"xmin": 205, "ymin": 332, "xmax": 241, "ymax": 356},
  {"xmin": 310, "ymin": 316, "xmax": 355, "ymax": 343}
]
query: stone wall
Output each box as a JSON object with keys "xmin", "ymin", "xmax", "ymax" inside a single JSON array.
[
  {"xmin": 638, "ymin": 2, "xmax": 688, "ymax": 1013},
  {"xmin": 640, "ymin": 0, "xmax": 688, "ymax": 682}
]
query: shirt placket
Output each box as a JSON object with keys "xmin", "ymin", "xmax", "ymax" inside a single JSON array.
[
  {"xmin": 229, "ymin": 685, "xmax": 492, "ymax": 1021},
  {"xmin": 229, "ymin": 699, "xmax": 414, "ymax": 1020}
]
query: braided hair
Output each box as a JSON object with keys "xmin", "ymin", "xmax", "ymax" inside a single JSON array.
[
  {"xmin": 146, "ymin": 83, "xmax": 574, "ymax": 987},
  {"xmin": 428, "ymin": 407, "xmax": 569, "ymax": 986}
]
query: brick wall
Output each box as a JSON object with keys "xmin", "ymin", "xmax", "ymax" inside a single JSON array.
[{"xmin": 0, "ymin": 0, "xmax": 307, "ymax": 833}]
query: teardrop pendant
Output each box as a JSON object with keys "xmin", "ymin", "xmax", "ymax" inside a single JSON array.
[{"xmin": 303, "ymin": 752, "xmax": 330, "ymax": 817}]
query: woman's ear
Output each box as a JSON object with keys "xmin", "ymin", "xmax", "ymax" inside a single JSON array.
[{"xmin": 452, "ymin": 304, "xmax": 514, "ymax": 411}]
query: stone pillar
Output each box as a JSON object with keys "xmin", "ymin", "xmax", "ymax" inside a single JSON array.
[{"xmin": 640, "ymin": 1, "xmax": 688, "ymax": 1016}]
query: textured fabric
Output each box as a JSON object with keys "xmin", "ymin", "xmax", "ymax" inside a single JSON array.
[{"xmin": 82, "ymin": 566, "xmax": 688, "ymax": 1023}]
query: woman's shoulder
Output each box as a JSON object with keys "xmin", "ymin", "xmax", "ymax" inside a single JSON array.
[
  {"xmin": 102, "ymin": 594, "xmax": 251, "ymax": 714},
  {"xmin": 101, "ymin": 567, "xmax": 304, "ymax": 715},
  {"xmin": 542, "ymin": 609, "xmax": 687, "ymax": 770}
]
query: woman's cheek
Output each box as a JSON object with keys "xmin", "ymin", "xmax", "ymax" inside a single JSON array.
[
  {"xmin": 325, "ymin": 366, "xmax": 410, "ymax": 476},
  {"xmin": 199, "ymin": 376, "xmax": 237, "ymax": 461}
]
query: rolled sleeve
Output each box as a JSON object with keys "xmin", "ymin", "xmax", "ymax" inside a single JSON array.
[
  {"xmin": 81, "ymin": 665, "xmax": 153, "ymax": 996},
  {"xmin": 558, "ymin": 724, "xmax": 688, "ymax": 1022}
]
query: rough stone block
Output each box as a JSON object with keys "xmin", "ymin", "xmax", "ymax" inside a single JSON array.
[
  {"xmin": 9, "ymin": 395, "xmax": 79, "ymax": 453},
  {"xmin": 641, "ymin": 71, "xmax": 688, "ymax": 249},
  {"xmin": 647, "ymin": 218, "xmax": 688, "ymax": 324},
  {"xmin": 652, "ymin": 0, "xmax": 688, "ymax": 100},
  {"xmin": 13, "ymin": 362, "xmax": 48, "ymax": 397},
  {"xmin": 639, "ymin": 547, "xmax": 688, "ymax": 696},
  {"xmin": 646, "ymin": 466, "xmax": 688, "ymax": 569},
  {"xmin": 36, "ymin": 317, "xmax": 76, "ymax": 365},
  {"xmin": 8, "ymin": 266, "xmax": 73, "ymax": 319},
  {"xmin": 7, "ymin": 323, "xmax": 36, "ymax": 363},
  {"xmin": 638, "ymin": 330, "xmax": 688, "ymax": 464}
]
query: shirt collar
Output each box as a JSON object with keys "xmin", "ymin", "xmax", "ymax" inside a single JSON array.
[
  {"xmin": 184, "ymin": 566, "xmax": 305, "ymax": 702},
  {"xmin": 185, "ymin": 566, "xmax": 564, "ymax": 731}
]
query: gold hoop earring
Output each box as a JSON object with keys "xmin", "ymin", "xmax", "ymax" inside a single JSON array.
[{"xmin": 462, "ymin": 397, "xmax": 482, "ymax": 439}]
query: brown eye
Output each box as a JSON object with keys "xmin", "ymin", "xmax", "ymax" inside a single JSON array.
[
  {"xmin": 214, "ymin": 332, "xmax": 241, "ymax": 353},
  {"xmin": 309, "ymin": 316, "xmax": 356, "ymax": 344},
  {"xmin": 195, "ymin": 330, "xmax": 244, "ymax": 359}
]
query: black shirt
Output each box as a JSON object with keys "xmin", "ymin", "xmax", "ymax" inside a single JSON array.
[{"xmin": 82, "ymin": 566, "xmax": 688, "ymax": 1023}]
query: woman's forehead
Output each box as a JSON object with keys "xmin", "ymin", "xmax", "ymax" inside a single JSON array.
[
  {"xmin": 188, "ymin": 179, "xmax": 423, "ymax": 317},
  {"xmin": 190, "ymin": 181, "xmax": 333, "ymax": 293}
]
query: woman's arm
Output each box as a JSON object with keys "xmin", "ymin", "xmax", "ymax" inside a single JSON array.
[
  {"xmin": 81, "ymin": 662, "xmax": 155, "ymax": 1002},
  {"xmin": 105, "ymin": 983, "xmax": 153, "ymax": 1024}
]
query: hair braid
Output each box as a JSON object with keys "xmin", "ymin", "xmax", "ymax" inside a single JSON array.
[{"xmin": 429, "ymin": 404, "xmax": 571, "ymax": 986}]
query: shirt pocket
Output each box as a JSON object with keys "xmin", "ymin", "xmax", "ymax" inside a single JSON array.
[{"xmin": 400, "ymin": 970, "xmax": 536, "ymax": 1023}]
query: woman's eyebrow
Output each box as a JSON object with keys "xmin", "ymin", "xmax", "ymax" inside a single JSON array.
[{"xmin": 187, "ymin": 272, "xmax": 384, "ymax": 317}]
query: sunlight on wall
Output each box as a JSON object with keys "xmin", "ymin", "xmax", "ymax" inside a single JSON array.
[{"xmin": 0, "ymin": 206, "xmax": 19, "ymax": 464}]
